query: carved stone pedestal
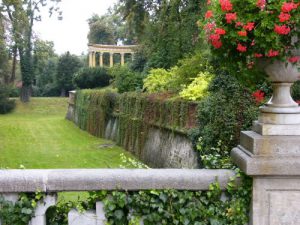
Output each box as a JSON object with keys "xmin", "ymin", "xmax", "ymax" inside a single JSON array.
[{"xmin": 232, "ymin": 130, "xmax": 300, "ymax": 225}]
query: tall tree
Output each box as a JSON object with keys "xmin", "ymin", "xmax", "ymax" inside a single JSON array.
[
  {"xmin": 119, "ymin": 0, "xmax": 205, "ymax": 69},
  {"xmin": 56, "ymin": 52, "xmax": 82, "ymax": 97},
  {"xmin": 1, "ymin": 0, "xmax": 61, "ymax": 102},
  {"xmin": 0, "ymin": 12, "xmax": 10, "ymax": 84}
]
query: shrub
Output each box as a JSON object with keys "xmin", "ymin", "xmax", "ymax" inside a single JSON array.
[
  {"xmin": 109, "ymin": 65, "xmax": 144, "ymax": 93},
  {"xmin": 195, "ymin": 73, "xmax": 258, "ymax": 152},
  {"xmin": 143, "ymin": 68, "xmax": 179, "ymax": 93},
  {"xmin": 0, "ymin": 84, "xmax": 15, "ymax": 114},
  {"xmin": 179, "ymin": 72, "xmax": 213, "ymax": 101},
  {"xmin": 73, "ymin": 67, "xmax": 111, "ymax": 89}
]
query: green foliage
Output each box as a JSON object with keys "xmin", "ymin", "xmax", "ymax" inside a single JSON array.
[
  {"xmin": 143, "ymin": 68, "xmax": 179, "ymax": 93},
  {"xmin": 73, "ymin": 67, "xmax": 111, "ymax": 89},
  {"xmin": 0, "ymin": 85, "xmax": 15, "ymax": 114},
  {"xmin": 195, "ymin": 73, "xmax": 258, "ymax": 153},
  {"xmin": 292, "ymin": 81, "xmax": 300, "ymax": 101},
  {"xmin": 109, "ymin": 65, "xmax": 144, "ymax": 93},
  {"xmin": 121, "ymin": 0, "xmax": 204, "ymax": 69},
  {"xmin": 88, "ymin": 18, "xmax": 115, "ymax": 44},
  {"xmin": 0, "ymin": 192, "xmax": 44, "ymax": 225},
  {"xmin": 56, "ymin": 52, "xmax": 83, "ymax": 96},
  {"xmin": 179, "ymin": 72, "xmax": 212, "ymax": 101},
  {"xmin": 144, "ymin": 52, "xmax": 214, "ymax": 94}
]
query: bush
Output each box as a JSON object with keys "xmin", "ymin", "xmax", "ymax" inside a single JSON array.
[
  {"xmin": 195, "ymin": 73, "xmax": 258, "ymax": 152},
  {"xmin": 0, "ymin": 85, "xmax": 15, "ymax": 114},
  {"xmin": 143, "ymin": 68, "xmax": 179, "ymax": 93},
  {"xmin": 73, "ymin": 67, "xmax": 111, "ymax": 89},
  {"xmin": 179, "ymin": 72, "xmax": 213, "ymax": 101},
  {"xmin": 109, "ymin": 65, "xmax": 144, "ymax": 93}
]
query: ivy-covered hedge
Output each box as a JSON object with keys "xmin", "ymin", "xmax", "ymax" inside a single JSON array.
[{"xmin": 74, "ymin": 90, "xmax": 198, "ymax": 157}]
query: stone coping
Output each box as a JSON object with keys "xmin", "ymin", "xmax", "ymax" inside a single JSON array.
[{"xmin": 0, "ymin": 169, "xmax": 236, "ymax": 192}]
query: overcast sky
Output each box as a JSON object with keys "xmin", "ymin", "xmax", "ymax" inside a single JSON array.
[{"xmin": 34, "ymin": 0, "xmax": 118, "ymax": 55}]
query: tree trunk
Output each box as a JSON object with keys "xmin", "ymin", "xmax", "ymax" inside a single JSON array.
[
  {"xmin": 20, "ymin": 85, "xmax": 31, "ymax": 103},
  {"xmin": 10, "ymin": 46, "xmax": 17, "ymax": 83}
]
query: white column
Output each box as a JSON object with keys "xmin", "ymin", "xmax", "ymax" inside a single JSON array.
[
  {"xmin": 99, "ymin": 53, "xmax": 103, "ymax": 67},
  {"xmin": 92, "ymin": 52, "xmax": 96, "ymax": 67},
  {"xmin": 89, "ymin": 52, "xmax": 93, "ymax": 67},
  {"xmin": 121, "ymin": 53, "xmax": 125, "ymax": 66},
  {"xmin": 109, "ymin": 53, "xmax": 114, "ymax": 68}
]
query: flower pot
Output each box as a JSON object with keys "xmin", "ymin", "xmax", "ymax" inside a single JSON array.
[{"xmin": 258, "ymin": 60, "xmax": 300, "ymax": 124}]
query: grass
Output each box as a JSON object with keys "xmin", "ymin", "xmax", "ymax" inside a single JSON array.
[{"xmin": 0, "ymin": 97, "xmax": 134, "ymax": 169}]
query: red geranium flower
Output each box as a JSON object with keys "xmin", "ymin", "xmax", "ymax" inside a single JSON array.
[
  {"xmin": 267, "ymin": 49, "xmax": 279, "ymax": 57},
  {"xmin": 243, "ymin": 22, "xmax": 255, "ymax": 31},
  {"xmin": 256, "ymin": 0, "xmax": 266, "ymax": 10},
  {"xmin": 254, "ymin": 53, "xmax": 263, "ymax": 58},
  {"xmin": 215, "ymin": 28, "xmax": 226, "ymax": 35},
  {"xmin": 225, "ymin": 13, "xmax": 237, "ymax": 24},
  {"xmin": 288, "ymin": 56, "xmax": 300, "ymax": 63},
  {"xmin": 205, "ymin": 10, "xmax": 213, "ymax": 19},
  {"xmin": 274, "ymin": 24, "xmax": 290, "ymax": 35},
  {"xmin": 212, "ymin": 40, "xmax": 223, "ymax": 48},
  {"xmin": 281, "ymin": 2, "xmax": 298, "ymax": 13},
  {"xmin": 253, "ymin": 90, "xmax": 265, "ymax": 103},
  {"xmin": 278, "ymin": 12, "xmax": 291, "ymax": 22},
  {"xmin": 220, "ymin": 0, "xmax": 233, "ymax": 12},
  {"xmin": 238, "ymin": 30, "xmax": 247, "ymax": 37},
  {"xmin": 237, "ymin": 43, "xmax": 247, "ymax": 52}
]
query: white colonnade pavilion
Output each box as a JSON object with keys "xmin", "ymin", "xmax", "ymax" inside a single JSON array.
[{"xmin": 88, "ymin": 44, "xmax": 137, "ymax": 67}]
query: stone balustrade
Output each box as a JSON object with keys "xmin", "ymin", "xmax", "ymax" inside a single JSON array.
[{"xmin": 0, "ymin": 169, "xmax": 236, "ymax": 225}]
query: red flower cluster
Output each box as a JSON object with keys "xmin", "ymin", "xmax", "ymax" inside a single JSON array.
[
  {"xmin": 254, "ymin": 53, "xmax": 263, "ymax": 58},
  {"xmin": 252, "ymin": 90, "xmax": 265, "ymax": 104},
  {"xmin": 215, "ymin": 28, "xmax": 226, "ymax": 35},
  {"xmin": 267, "ymin": 49, "xmax": 279, "ymax": 57},
  {"xmin": 288, "ymin": 56, "xmax": 300, "ymax": 63},
  {"xmin": 238, "ymin": 30, "xmax": 247, "ymax": 37},
  {"xmin": 278, "ymin": 12, "xmax": 291, "ymax": 22},
  {"xmin": 205, "ymin": 10, "xmax": 213, "ymax": 19},
  {"xmin": 274, "ymin": 24, "xmax": 290, "ymax": 35},
  {"xmin": 243, "ymin": 22, "xmax": 255, "ymax": 31},
  {"xmin": 203, "ymin": 0, "xmax": 300, "ymax": 64},
  {"xmin": 225, "ymin": 13, "xmax": 237, "ymax": 24},
  {"xmin": 281, "ymin": 2, "xmax": 298, "ymax": 13},
  {"xmin": 256, "ymin": 0, "xmax": 266, "ymax": 10},
  {"xmin": 237, "ymin": 43, "xmax": 247, "ymax": 52},
  {"xmin": 219, "ymin": 0, "xmax": 233, "ymax": 12}
]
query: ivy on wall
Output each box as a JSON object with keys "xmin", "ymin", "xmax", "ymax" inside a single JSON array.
[{"xmin": 74, "ymin": 90, "xmax": 198, "ymax": 158}]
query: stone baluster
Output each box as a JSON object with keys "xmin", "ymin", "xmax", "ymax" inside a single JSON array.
[{"xmin": 29, "ymin": 194, "xmax": 57, "ymax": 225}]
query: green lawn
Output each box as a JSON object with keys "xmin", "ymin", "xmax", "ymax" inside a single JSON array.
[{"xmin": 0, "ymin": 97, "xmax": 133, "ymax": 169}]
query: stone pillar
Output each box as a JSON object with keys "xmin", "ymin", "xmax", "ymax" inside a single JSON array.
[
  {"xmin": 109, "ymin": 53, "xmax": 114, "ymax": 68},
  {"xmin": 89, "ymin": 52, "xmax": 93, "ymax": 67},
  {"xmin": 121, "ymin": 53, "xmax": 125, "ymax": 66},
  {"xmin": 231, "ymin": 112, "xmax": 300, "ymax": 224},
  {"xmin": 131, "ymin": 53, "xmax": 135, "ymax": 61},
  {"xmin": 92, "ymin": 52, "xmax": 96, "ymax": 67},
  {"xmin": 99, "ymin": 52, "xmax": 103, "ymax": 67}
]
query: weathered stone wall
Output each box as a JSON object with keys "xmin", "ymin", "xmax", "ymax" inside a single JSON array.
[{"xmin": 67, "ymin": 91, "xmax": 200, "ymax": 168}]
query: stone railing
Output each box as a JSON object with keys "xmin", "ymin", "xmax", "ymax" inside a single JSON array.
[{"xmin": 0, "ymin": 169, "xmax": 236, "ymax": 225}]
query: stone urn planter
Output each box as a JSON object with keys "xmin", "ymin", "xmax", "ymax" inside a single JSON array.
[{"xmin": 257, "ymin": 59, "xmax": 300, "ymax": 125}]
